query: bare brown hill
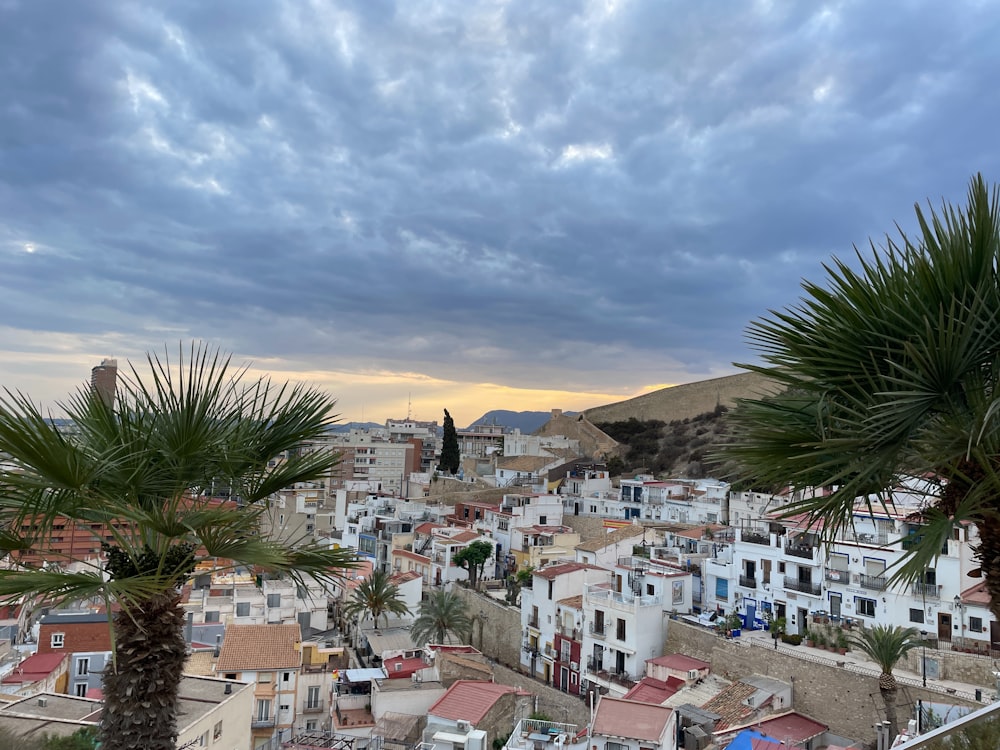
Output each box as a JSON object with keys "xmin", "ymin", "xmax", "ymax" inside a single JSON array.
[{"xmin": 583, "ymin": 371, "xmax": 780, "ymax": 425}]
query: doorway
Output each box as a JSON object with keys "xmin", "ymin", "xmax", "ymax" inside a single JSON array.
[{"xmin": 938, "ymin": 612, "xmax": 952, "ymax": 642}]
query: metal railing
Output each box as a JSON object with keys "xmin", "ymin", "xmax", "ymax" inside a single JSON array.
[
  {"xmin": 302, "ymin": 699, "xmax": 327, "ymax": 714},
  {"xmin": 589, "ymin": 622, "xmax": 606, "ymax": 638},
  {"xmin": 783, "ymin": 577, "xmax": 821, "ymax": 596},
  {"xmin": 785, "ymin": 544, "xmax": 815, "ymax": 560},
  {"xmin": 912, "ymin": 582, "xmax": 941, "ymax": 598},
  {"xmin": 739, "ymin": 574, "xmax": 757, "ymax": 589},
  {"xmin": 741, "ymin": 531, "xmax": 770, "ymax": 546},
  {"xmin": 859, "ymin": 573, "xmax": 888, "ymax": 591}
]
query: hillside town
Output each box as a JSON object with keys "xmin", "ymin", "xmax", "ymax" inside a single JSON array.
[{"xmin": 0, "ymin": 363, "xmax": 998, "ymax": 750}]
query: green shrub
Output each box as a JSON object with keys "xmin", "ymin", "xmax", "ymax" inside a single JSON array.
[{"xmin": 781, "ymin": 633, "xmax": 803, "ymax": 645}]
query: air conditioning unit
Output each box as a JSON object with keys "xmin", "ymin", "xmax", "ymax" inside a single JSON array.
[
  {"xmin": 457, "ymin": 720, "xmax": 472, "ymax": 733},
  {"xmin": 570, "ymin": 661, "xmax": 579, "ymax": 671},
  {"xmin": 688, "ymin": 669, "xmax": 699, "ymax": 680}
]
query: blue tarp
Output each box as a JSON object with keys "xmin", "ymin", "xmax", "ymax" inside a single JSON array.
[{"xmin": 723, "ymin": 729, "xmax": 784, "ymax": 750}]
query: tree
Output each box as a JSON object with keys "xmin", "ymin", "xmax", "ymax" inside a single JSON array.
[
  {"xmin": 438, "ymin": 409, "xmax": 460, "ymax": 474},
  {"xmin": 0, "ymin": 344, "xmax": 358, "ymax": 750},
  {"xmin": 924, "ymin": 714, "xmax": 1000, "ymax": 749},
  {"xmin": 452, "ymin": 539, "xmax": 494, "ymax": 590},
  {"xmin": 409, "ymin": 590, "xmax": 472, "ymax": 646},
  {"xmin": 343, "ymin": 570, "xmax": 410, "ymax": 629},
  {"xmin": 722, "ymin": 175, "xmax": 1000, "ymax": 619},
  {"xmin": 849, "ymin": 625, "xmax": 922, "ymax": 738}
]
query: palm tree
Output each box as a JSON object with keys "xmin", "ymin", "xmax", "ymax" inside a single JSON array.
[
  {"xmin": 722, "ymin": 174, "xmax": 1000, "ymax": 617},
  {"xmin": 849, "ymin": 625, "xmax": 922, "ymax": 738},
  {"xmin": 343, "ymin": 570, "xmax": 410, "ymax": 630},
  {"xmin": 410, "ymin": 590, "xmax": 472, "ymax": 646},
  {"xmin": 0, "ymin": 345, "xmax": 357, "ymax": 750}
]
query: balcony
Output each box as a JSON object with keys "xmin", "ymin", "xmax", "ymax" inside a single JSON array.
[
  {"xmin": 912, "ymin": 582, "xmax": 941, "ymax": 598},
  {"xmin": 528, "ymin": 615, "xmax": 540, "ymax": 629},
  {"xmin": 783, "ymin": 577, "xmax": 821, "ymax": 596},
  {"xmin": 586, "ymin": 656, "xmax": 601, "ymax": 672},
  {"xmin": 825, "ymin": 568, "xmax": 849, "ymax": 583},
  {"xmin": 741, "ymin": 531, "xmax": 770, "ymax": 546},
  {"xmin": 556, "ymin": 624, "xmax": 580, "ymax": 640},
  {"xmin": 784, "ymin": 543, "xmax": 816, "ymax": 560},
  {"xmin": 738, "ymin": 574, "xmax": 757, "ymax": 589},
  {"xmin": 302, "ymin": 700, "xmax": 327, "ymax": 714},
  {"xmin": 859, "ymin": 573, "xmax": 888, "ymax": 591},
  {"xmin": 589, "ymin": 622, "xmax": 606, "ymax": 639},
  {"xmin": 251, "ymin": 717, "xmax": 276, "ymax": 729},
  {"xmin": 544, "ymin": 644, "xmax": 556, "ymax": 658}
]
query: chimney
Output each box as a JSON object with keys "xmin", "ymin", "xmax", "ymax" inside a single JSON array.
[
  {"xmin": 224, "ymin": 683, "xmax": 232, "ymax": 695},
  {"xmin": 213, "ymin": 633, "xmax": 222, "ymax": 658}
]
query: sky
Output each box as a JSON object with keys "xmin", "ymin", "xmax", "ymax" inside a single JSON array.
[{"xmin": 2, "ymin": 1, "xmax": 1000, "ymax": 428}]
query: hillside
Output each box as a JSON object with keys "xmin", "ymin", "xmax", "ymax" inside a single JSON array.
[
  {"xmin": 583, "ymin": 371, "xmax": 779, "ymax": 425},
  {"xmin": 467, "ymin": 410, "xmax": 576, "ymax": 433}
]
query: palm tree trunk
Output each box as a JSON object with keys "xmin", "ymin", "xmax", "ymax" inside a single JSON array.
[
  {"xmin": 881, "ymin": 686, "xmax": 899, "ymax": 741},
  {"xmin": 101, "ymin": 592, "xmax": 188, "ymax": 750}
]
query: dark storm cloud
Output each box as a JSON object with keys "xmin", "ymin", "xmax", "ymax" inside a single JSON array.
[{"xmin": 2, "ymin": 0, "xmax": 1000, "ymax": 395}]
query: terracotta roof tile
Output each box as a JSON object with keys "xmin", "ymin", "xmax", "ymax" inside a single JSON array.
[
  {"xmin": 428, "ymin": 680, "xmax": 523, "ymax": 724},
  {"xmin": 701, "ymin": 681, "xmax": 757, "ymax": 730},
  {"xmin": 646, "ymin": 653, "xmax": 710, "ymax": 671},
  {"xmin": 591, "ymin": 697, "xmax": 672, "ymax": 742},
  {"xmin": 534, "ymin": 562, "xmax": 605, "ymax": 580},
  {"xmin": 216, "ymin": 624, "xmax": 302, "ymax": 672},
  {"xmin": 575, "ymin": 525, "xmax": 644, "ymax": 552}
]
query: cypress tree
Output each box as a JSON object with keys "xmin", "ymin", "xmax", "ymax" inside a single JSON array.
[{"xmin": 438, "ymin": 408, "xmax": 460, "ymax": 474}]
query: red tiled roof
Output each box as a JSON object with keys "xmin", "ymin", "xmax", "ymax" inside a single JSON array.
[
  {"xmin": 415, "ymin": 522, "xmax": 444, "ymax": 535},
  {"xmin": 450, "ymin": 531, "xmax": 482, "ymax": 544},
  {"xmin": 428, "ymin": 680, "xmax": 524, "ymax": 724},
  {"xmin": 701, "ymin": 682, "xmax": 757, "ymax": 730},
  {"xmin": 623, "ymin": 676, "xmax": 684, "ymax": 705},
  {"xmin": 216, "ymin": 624, "xmax": 302, "ymax": 672},
  {"xmin": 2, "ymin": 653, "xmax": 65, "ymax": 684},
  {"xmin": 391, "ymin": 570, "xmax": 422, "ymax": 584},
  {"xmin": 534, "ymin": 562, "xmax": 605, "ymax": 580},
  {"xmin": 747, "ymin": 712, "xmax": 827, "ymax": 742},
  {"xmin": 392, "ymin": 549, "xmax": 431, "ymax": 563},
  {"xmin": 556, "ymin": 595, "xmax": 584, "ymax": 609},
  {"xmin": 646, "ymin": 653, "xmax": 710, "ymax": 671},
  {"xmin": 383, "ymin": 655, "xmax": 427, "ymax": 679},
  {"xmin": 591, "ymin": 697, "xmax": 673, "ymax": 742}
]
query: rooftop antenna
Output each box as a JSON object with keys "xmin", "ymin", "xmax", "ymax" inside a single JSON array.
[{"xmin": 407, "ymin": 392, "xmax": 412, "ymax": 421}]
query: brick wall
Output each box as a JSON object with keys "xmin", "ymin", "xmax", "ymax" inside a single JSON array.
[{"xmin": 38, "ymin": 621, "xmax": 112, "ymax": 655}]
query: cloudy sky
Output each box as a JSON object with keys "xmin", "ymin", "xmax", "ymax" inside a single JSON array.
[{"xmin": 2, "ymin": 1, "xmax": 999, "ymax": 427}]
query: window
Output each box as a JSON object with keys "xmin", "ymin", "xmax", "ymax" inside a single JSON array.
[
  {"xmin": 307, "ymin": 685, "xmax": 321, "ymax": 709},
  {"xmin": 970, "ymin": 616, "xmax": 984, "ymax": 632},
  {"xmin": 777, "ymin": 562, "xmax": 786, "ymax": 574},
  {"xmin": 258, "ymin": 672, "xmax": 272, "ymax": 683},
  {"xmin": 236, "ymin": 602, "xmax": 250, "ymax": 617},
  {"xmin": 224, "ymin": 673, "xmax": 237, "ymax": 680},
  {"xmin": 76, "ymin": 657, "xmax": 89, "ymax": 676},
  {"xmin": 282, "ymin": 672, "xmax": 291, "ymax": 683},
  {"xmin": 74, "ymin": 682, "xmax": 88, "ymax": 697},
  {"xmin": 266, "ymin": 593, "xmax": 281, "ymax": 608},
  {"xmin": 539, "ymin": 515, "xmax": 547, "ymax": 525},
  {"xmin": 205, "ymin": 611, "xmax": 220, "ymax": 623},
  {"xmin": 255, "ymin": 699, "xmax": 271, "ymax": 721},
  {"xmin": 857, "ymin": 597, "xmax": 877, "ymax": 617},
  {"xmin": 616, "ymin": 618, "xmax": 626, "ymax": 640},
  {"xmin": 547, "ymin": 581, "xmax": 554, "ymax": 600},
  {"xmin": 909, "ymin": 608, "xmax": 924, "ymax": 624},
  {"xmin": 50, "ymin": 633, "xmax": 64, "ymax": 649},
  {"xmin": 306, "ymin": 721, "xmax": 317, "ymax": 731},
  {"xmin": 213, "ymin": 721, "xmax": 222, "ymax": 740}
]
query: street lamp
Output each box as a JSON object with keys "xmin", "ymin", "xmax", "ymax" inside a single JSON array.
[{"xmin": 920, "ymin": 630, "xmax": 928, "ymax": 687}]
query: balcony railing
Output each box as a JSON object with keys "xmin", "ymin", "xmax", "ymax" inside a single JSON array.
[
  {"xmin": 589, "ymin": 622, "xmax": 606, "ymax": 638},
  {"xmin": 586, "ymin": 656, "xmax": 601, "ymax": 672},
  {"xmin": 741, "ymin": 531, "xmax": 770, "ymax": 546},
  {"xmin": 912, "ymin": 582, "xmax": 941, "ymax": 598},
  {"xmin": 783, "ymin": 577, "xmax": 821, "ymax": 596},
  {"xmin": 738, "ymin": 574, "xmax": 757, "ymax": 589},
  {"xmin": 302, "ymin": 700, "xmax": 327, "ymax": 714},
  {"xmin": 785, "ymin": 543, "xmax": 815, "ymax": 560},
  {"xmin": 528, "ymin": 615, "xmax": 539, "ymax": 628},
  {"xmin": 859, "ymin": 573, "xmax": 888, "ymax": 591},
  {"xmin": 251, "ymin": 717, "xmax": 276, "ymax": 729},
  {"xmin": 556, "ymin": 624, "xmax": 581, "ymax": 640}
]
